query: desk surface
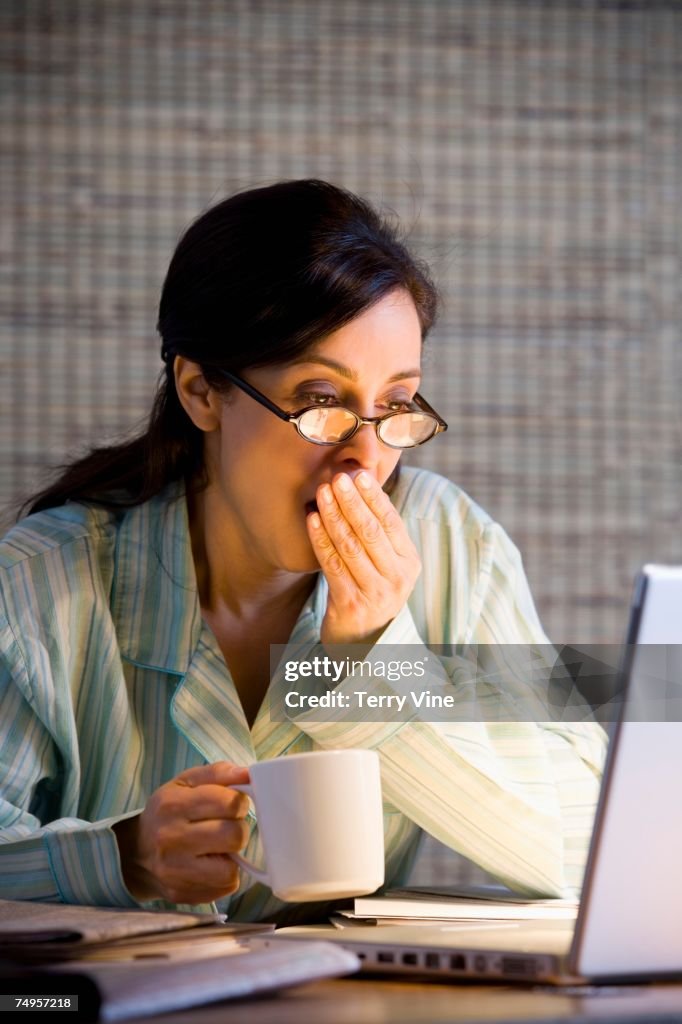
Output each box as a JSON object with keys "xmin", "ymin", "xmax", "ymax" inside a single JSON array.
[{"xmin": 132, "ymin": 976, "xmax": 682, "ymax": 1024}]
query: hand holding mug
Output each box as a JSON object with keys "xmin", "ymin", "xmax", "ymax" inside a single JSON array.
[{"xmin": 114, "ymin": 761, "xmax": 251, "ymax": 905}]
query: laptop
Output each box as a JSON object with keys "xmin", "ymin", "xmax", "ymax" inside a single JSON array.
[{"xmin": 274, "ymin": 564, "xmax": 682, "ymax": 984}]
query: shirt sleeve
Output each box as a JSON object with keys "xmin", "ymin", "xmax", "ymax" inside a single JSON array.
[
  {"xmin": 0, "ymin": 603, "xmax": 141, "ymax": 907},
  {"xmin": 290, "ymin": 518, "xmax": 607, "ymax": 898}
]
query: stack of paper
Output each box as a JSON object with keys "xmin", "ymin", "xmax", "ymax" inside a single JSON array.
[{"xmin": 344, "ymin": 885, "xmax": 578, "ymax": 924}]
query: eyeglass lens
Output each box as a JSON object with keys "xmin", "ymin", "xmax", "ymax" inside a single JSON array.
[
  {"xmin": 378, "ymin": 412, "xmax": 437, "ymax": 447},
  {"xmin": 297, "ymin": 407, "xmax": 437, "ymax": 447}
]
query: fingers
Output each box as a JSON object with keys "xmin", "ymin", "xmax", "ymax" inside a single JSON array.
[
  {"xmin": 154, "ymin": 852, "xmax": 243, "ymax": 905},
  {"xmin": 307, "ymin": 471, "xmax": 422, "ymax": 646},
  {"xmin": 308, "ymin": 488, "xmax": 368, "ymax": 592},
  {"xmin": 326, "ymin": 476, "xmax": 396, "ymax": 575},
  {"xmin": 182, "ymin": 785, "xmax": 251, "ymax": 823},
  {"xmin": 176, "ymin": 761, "xmax": 250, "ymax": 789},
  {"xmin": 348, "ymin": 472, "xmax": 416, "ymax": 558},
  {"xmin": 159, "ymin": 817, "xmax": 251, "ymax": 856},
  {"xmin": 166, "ymin": 763, "xmax": 251, "ymax": 822},
  {"xmin": 310, "ymin": 473, "xmax": 417, "ymax": 588}
]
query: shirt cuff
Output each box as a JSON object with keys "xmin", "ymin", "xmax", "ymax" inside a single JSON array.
[{"xmin": 44, "ymin": 812, "xmax": 143, "ymax": 908}]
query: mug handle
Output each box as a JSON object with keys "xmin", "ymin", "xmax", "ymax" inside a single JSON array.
[{"xmin": 229, "ymin": 783, "xmax": 270, "ymax": 884}]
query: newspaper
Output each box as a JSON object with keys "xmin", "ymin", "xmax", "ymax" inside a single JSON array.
[
  {"xmin": 0, "ymin": 898, "xmax": 240, "ymax": 960},
  {"xmin": 0, "ymin": 901, "xmax": 359, "ymax": 1019}
]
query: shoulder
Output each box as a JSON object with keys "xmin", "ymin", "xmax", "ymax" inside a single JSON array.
[
  {"xmin": 391, "ymin": 466, "xmax": 530, "ymax": 582},
  {"xmin": 390, "ymin": 466, "xmax": 494, "ymax": 542},
  {"xmin": 0, "ymin": 501, "xmax": 121, "ymax": 574},
  {"xmin": 0, "ymin": 504, "xmax": 124, "ymax": 692},
  {"xmin": 389, "ymin": 466, "xmax": 504, "ymax": 605},
  {"xmin": 0, "ymin": 503, "xmax": 127, "ymax": 641},
  {"xmin": 391, "ymin": 467, "xmax": 546, "ymax": 644},
  {"xmin": 0, "ymin": 482, "xmax": 192, "ymax": 664}
]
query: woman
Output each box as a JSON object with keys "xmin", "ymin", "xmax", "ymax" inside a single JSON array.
[{"xmin": 0, "ymin": 180, "xmax": 605, "ymax": 918}]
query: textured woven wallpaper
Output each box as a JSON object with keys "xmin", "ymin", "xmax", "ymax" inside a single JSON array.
[{"xmin": 1, "ymin": 0, "xmax": 680, "ymax": 647}]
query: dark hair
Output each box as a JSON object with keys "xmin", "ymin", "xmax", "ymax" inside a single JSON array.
[{"xmin": 22, "ymin": 179, "xmax": 438, "ymax": 517}]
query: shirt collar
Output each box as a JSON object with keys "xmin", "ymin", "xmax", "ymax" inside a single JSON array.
[{"xmin": 111, "ymin": 480, "xmax": 202, "ymax": 675}]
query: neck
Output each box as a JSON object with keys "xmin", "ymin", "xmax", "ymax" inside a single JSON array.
[{"xmin": 186, "ymin": 481, "xmax": 316, "ymax": 621}]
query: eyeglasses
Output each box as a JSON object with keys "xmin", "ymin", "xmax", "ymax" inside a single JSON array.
[{"xmin": 215, "ymin": 369, "xmax": 448, "ymax": 449}]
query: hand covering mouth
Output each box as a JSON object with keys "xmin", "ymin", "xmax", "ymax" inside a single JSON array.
[{"xmin": 304, "ymin": 500, "xmax": 319, "ymax": 515}]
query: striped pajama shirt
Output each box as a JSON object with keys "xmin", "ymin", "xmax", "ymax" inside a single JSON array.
[{"xmin": 0, "ymin": 467, "xmax": 606, "ymax": 918}]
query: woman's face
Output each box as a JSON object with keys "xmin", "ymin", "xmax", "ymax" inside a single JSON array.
[{"xmin": 207, "ymin": 289, "xmax": 423, "ymax": 575}]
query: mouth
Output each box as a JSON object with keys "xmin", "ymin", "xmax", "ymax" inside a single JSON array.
[{"xmin": 304, "ymin": 500, "xmax": 319, "ymax": 516}]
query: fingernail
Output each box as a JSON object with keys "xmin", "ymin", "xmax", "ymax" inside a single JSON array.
[
  {"xmin": 336, "ymin": 474, "xmax": 351, "ymax": 492},
  {"xmin": 309, "ymin": 512, "xmax": 321, "ymax": 529},
  {"xmin": 320, "ymin": 485, "xmax": 334, "ymax": 505},
  {"xmin": 356, "ymin": 472, "xmax": 372, "ymax": 489}
]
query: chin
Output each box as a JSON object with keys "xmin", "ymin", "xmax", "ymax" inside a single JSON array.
[
  {"xmin": 277, "ymin": 535, "xmax": 322, "ymax": 574},
  {"xmin": 284, "ymin": 552, "xmax": 322, "ymax": 574}
]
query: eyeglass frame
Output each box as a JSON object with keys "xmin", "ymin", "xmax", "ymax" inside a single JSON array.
[{"xmin": 213, "ymin": 368, "xmax": 448, "ymax": 449}]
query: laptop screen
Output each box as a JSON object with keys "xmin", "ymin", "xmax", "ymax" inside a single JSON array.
[{"xmin": 571, "ymin": 565, "xmax": 682, "ymax": 979}]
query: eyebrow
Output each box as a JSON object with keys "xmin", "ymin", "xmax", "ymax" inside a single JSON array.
[{"xmin": 289, "ymin": 356, "xmax": 422, "ymax": 384}]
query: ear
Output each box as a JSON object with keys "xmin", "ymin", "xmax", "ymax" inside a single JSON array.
[{"xmin": 174, "ymin": 357, "xmax": 222, "ymax": 432}]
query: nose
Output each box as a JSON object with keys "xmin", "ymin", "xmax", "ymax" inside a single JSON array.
[{"xmin": 334, "ymin": 420, "xmax": 385, "ymax": 477}]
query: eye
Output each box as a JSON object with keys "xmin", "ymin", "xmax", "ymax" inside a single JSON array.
[
  {"xmin": 383, "ymin": 392, "xmax": 416, "ymax": 412},
  {"xmin": 296, "ymin": 390, "xmax": 340, "ymax": 406}
]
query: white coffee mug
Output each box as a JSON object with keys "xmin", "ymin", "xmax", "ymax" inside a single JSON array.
[{"xmin": 231, "ymin": 749, "xmax": 385, "ymax": 902}]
